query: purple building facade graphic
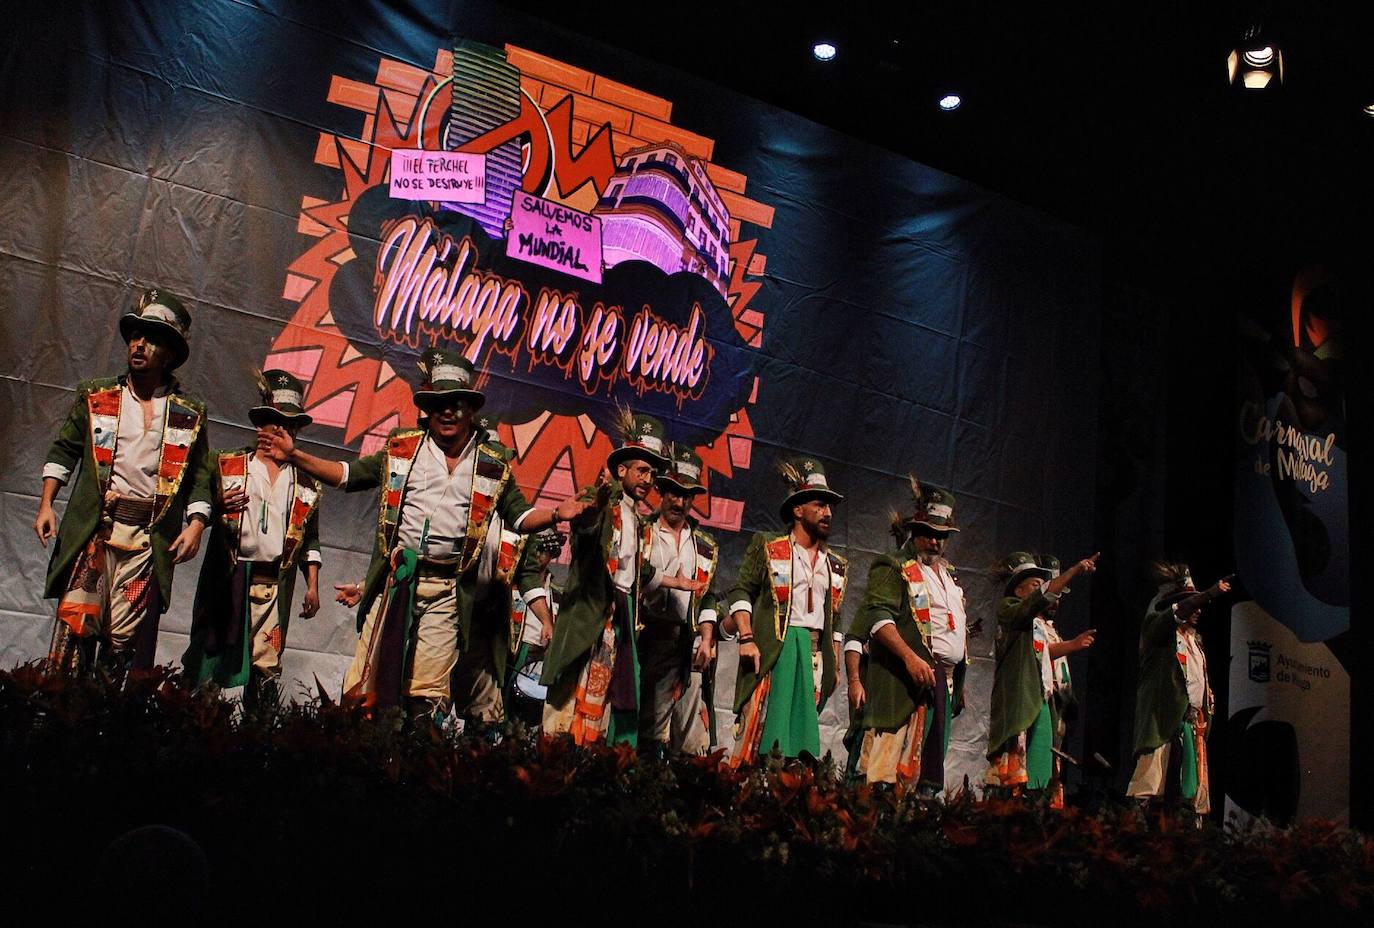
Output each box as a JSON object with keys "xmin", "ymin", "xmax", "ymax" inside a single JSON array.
[
  {"xmin": 443, "ymin": 40, "xmax": 523, "ymax": 239},
  {"xmin": 592, "ymin": 142, "xmax": 731, "ymax": 297}
]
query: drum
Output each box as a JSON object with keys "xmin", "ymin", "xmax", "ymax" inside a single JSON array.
[{"xmin": 508, "ymin": 658, "xmax": 547, "ymax": 727}]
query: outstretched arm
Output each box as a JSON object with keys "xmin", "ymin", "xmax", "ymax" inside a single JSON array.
[
  {"xmin": 1048, "ymin": 629, "xmax": 1096, "ymax": 658},
  {"xmin": 1174, "ymin": 575, "xmax": 1234, "ymax": 624},
  {"xmin": 261, "ymin": 425, "xmax": 348, "ymax": 488}
]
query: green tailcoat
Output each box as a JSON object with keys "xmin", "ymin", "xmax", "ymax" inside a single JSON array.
[
  {"xmin": 849, "ymin": 544, "xmax": 968, "ymax": 730},
  {"xmin": 182, "ymin": 450, "xmax": 322, "ymax": 685},
  {"xmin": 1132, "ymin": 606, "xmax": 1206, "ymax": 754},
  {"xmin": 536, "ymin": 483, "xmax": 655, "ymax": 688},
  {"xmin": 727, "ymin": 532, "xmax": 847, "ymax": 713},
  {"xmin": 43, "ymin": 376, "xmax": 213, "ymax": 608},
  {"xmin": 469, "ymin": 512, "xmax": 531, "ymax": 687},
  {"xmin": 345, "ymin": 428, "xmax": 532, "ymax": 651},
  {"xmin": 986, "ymin": 590, "xmax": 1056, "ymax": 757}
]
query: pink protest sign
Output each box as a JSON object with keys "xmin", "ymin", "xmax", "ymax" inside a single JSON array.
[
  {"xmin": 505, "ymin": 192, "xmax": 603, "ymax": 284},
  {"xmin": 388, "ymin": 150, "xmax": 485, "ymax": 202}
]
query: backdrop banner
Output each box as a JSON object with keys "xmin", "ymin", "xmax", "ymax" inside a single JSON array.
[
  {"xmin": 1226, "ymin": 264, "xmax": 1350, "ymax": 822},
  {"xmin": 0, "ymin": 0, "xmax": 1100, "ymax": 784}
]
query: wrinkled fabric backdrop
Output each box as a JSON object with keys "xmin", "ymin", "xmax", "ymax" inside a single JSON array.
[{"xmin": 0, "ymin": 0, "xmax": 1100, "ymax": 787}]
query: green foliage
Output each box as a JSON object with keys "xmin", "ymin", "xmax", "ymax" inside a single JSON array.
[{"xmin": 2, "ymin": 664, "xmax": 1370, "ymax": 923}]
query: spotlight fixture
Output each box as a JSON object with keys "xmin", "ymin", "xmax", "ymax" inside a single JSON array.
[
  {"xmin": 1227, "ymin": 25, "xmax": 1283, "ymax": 90},
  {"xmin": 813, "ymin": 42, "xmax": 837, "ymax": 62},
  {"xmin": 938, "ymin": 94, "xmax": 962, "ymax": 111},
  {"xmin": 1364, "ymin": 103, "xmax": 1374, "ymax": 118}
]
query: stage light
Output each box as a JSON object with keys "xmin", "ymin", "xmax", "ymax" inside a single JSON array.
[
  {"xmin": 1228, "ymin": 27, "xmax": 1283, "ymax": 90},
  {"xmin": 813, "ymin": 42, "xmax": 837, "ymax": 61},
  {"xmin": 1364, "ymin": 103, "xmax": 1374, "ymax": 118},
  {"xmin": 939, "ymin": 94, "xmax": 962, "ymax": 111}
]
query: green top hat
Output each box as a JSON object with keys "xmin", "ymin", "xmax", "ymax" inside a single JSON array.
[
  {"xmin": 119, "ymin": 288, "xmax": 192, "ymax": 370},
  {"xmin": 777, "ymin": 455, "xmax": 843, "ymax": 524},
  {"xmin": 909, "ymin": 486, "xmax": 960, "ymax": 533},
  {"xmin": 1149, "ymin": 562, "xmax": 1196, "ymax": 611},
  {"xmin": 1036, "ymin": 552, "xmax": 1068, "ymax": 596},
  {"xmin": 249, "ymin": 369, "xmax": 313, "ymax": 429},
  {"xmin": 655, "ymin": 444, "xmax": 707, "ymax": 496},
  {"xmin": 607, "ymin": 405, "xmax": 670, "ymax": 470},
  {"xmin": 414, "ymin": 348, "xmax": 485, "ymax": 413},
  {"xmin": 1002, "ymin": 550, "xmax": 1054, "ymax": 597}
]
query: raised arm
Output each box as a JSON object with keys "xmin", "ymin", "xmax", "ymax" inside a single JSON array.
[
  {"xmin": 1173, "ymin": 575, "xmax": 1233, "ymax": 623},
  {"xmin": 261, "ymin": 424, "xmax": 350, "ymax": 488}
]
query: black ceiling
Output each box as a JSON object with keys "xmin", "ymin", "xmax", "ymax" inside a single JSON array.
[{"xmin": 497, "ymin": 1, "xmax": 1372, "ymax": 286}]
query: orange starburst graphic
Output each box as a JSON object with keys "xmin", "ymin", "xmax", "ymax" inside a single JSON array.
[{"xmin": 269, "ymin": 45, "xmax": 774, "ymax": 531}]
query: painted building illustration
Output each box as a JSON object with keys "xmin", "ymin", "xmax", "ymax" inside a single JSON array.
[
  {"xmin": 592, "ymin": 141, "xmax": 731, "ymax": 297},
  {"xmin": 444, "ymin": 40, "xmax": 522, "ymax": 238}
]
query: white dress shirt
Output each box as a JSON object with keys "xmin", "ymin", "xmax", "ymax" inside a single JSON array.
[
  {"xmin": 788, "ymin": 543, "xmax": 831, "ymax": 631},
  {"xmin": 1178, "ymin": 626, "xmax": 1208, "ymax": 709},
  {"xmin": 110, "ymin": 385, "xmax": 164, "ymax": 500},
  {"xmin": 868, "ymin": 559, "xmax": 966, "ymax": 663},
  {"xmin": 233, "ymin": 456, "xmax": 321, "ymax": 566},
  {"xmin": 1032, "ymin": 616, "xmax": 1056, "ymax": 700},
  {"xmin": 732, "ymin": 536, "xmax": 829, "ymax": 631},
  {"xmin": 43, "ymin": 383, "xmax": 211, "ymax": 521},
  {"xmin": 644, "ymin": 520, "xmax": 696, "ymax": 624},
  {"xmin": 396, "ymin": 434, "xmax": 477, "ymax": 558},
  {"xmin": 339, "ymin": 432, "xmax": 530, "ymax": 554},
  {"xmin": 517, "ymin": 568, "xmax": 554, "ymax": 644},
  {"xmin": 611, "ymin": 495, "xmax": 642, "ymax": 593},
  {"xmin": 923, "ymin": 561, "xmax": 967, "ymax": 665}
]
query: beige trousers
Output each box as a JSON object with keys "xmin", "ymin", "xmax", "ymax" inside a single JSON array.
[
  {"xmin": 344, "ymin": 574, "xmax": 460, "ymax": 708},
  {"xmin": 638, "ymin": 623, "xmax": 686, "ymax": 746},
  {"xmin": 1126, "ymin": 736, "xmax": 1211, "ymax": 813},
  {"xmin": 102, "ymin": 529, "xmax": 155, "ymax": 653},
  {"xmin": 670, "ymin": 669, "xmax": 712, "ymax": 755},
  {"xmin": 247, "ymin": 581, "xmax": 284, "ymax": 680},
  {"xmin": 858, "ymin": 715, "xmax": 923, "ymax": 785},
  {"xmin": 452, "ymin": 625, "xmax": 504, "ymax": 723}
]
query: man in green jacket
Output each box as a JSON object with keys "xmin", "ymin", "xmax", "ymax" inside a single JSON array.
[
  {"xmin": 985, "ymin": 551, "xmax": 1097, "ymax": 798},
  {"xmin": 182, "ymin": 370, "xmax": 322, "ymax": 708},
  {"xmin": 34, "ymin": 289, "xmax": 213, "ymax": 676},
  {"xmin": 451, "ymin": 411, "xmax": 528, "ymax": 726},
  {"xmin": 1126, "ymin": 563, "xmax": 1231, "ymax": 818},
  {"xmin": 532, "ymin": 409, "xmax": 704, "ymax": 747},
  {"xmin": 637, "ymin": 445, "xmax": 722, "ymax": 755},
  {"xmin": 849, "ymin": 482, "xmax": 969, "ymax": 793},
  {"xmin": 728, "ymin": 456, "xmax": 848, "ymax": 766},
  {"xmin": 262, "ymin": 348, "xmax": 588, "ymax": 718}
]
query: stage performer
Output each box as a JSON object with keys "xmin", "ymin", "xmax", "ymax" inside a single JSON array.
[
  {"xmin": 1127, "ymin": 563, "xmax": 1231, "ymax": 820},
  {"xmin": 849, "ymin": 480, "xmax": 969, "ymax": 793},
  {"xmin": 1034, "ymin": 553, "xmax": 1091, "ymax": 804},
  {"xmin": 261, "ymin": 348, "xmax": 589, "ymax": 720},
  {"xmin": 637, "ymin": 445, "xmax": 721, "ymax": 756},
  {"xmin": 536, "ymin": 409, "xmax": 704, "ymax": 746},
  {"xmin": 728, "ymin": 457, "xmax": 848, "ymax": 766},
  {"xmin": 985, "ymin": 550, "xmax": 1097, "ymax": 798},
  {"xmin": 34, "ymin": 289, "xmax": 212, "ymax": 677},
  {"xmin": 181, "ymin": 371, "xmax": 322, "ymax": 707},
  {"xmin": 450, "ymin": 412, "xmax": 530, "ymax": 726},
  {"xmin": 503, "ymin": 527, "xmax": 564, "ymax": 724}
]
